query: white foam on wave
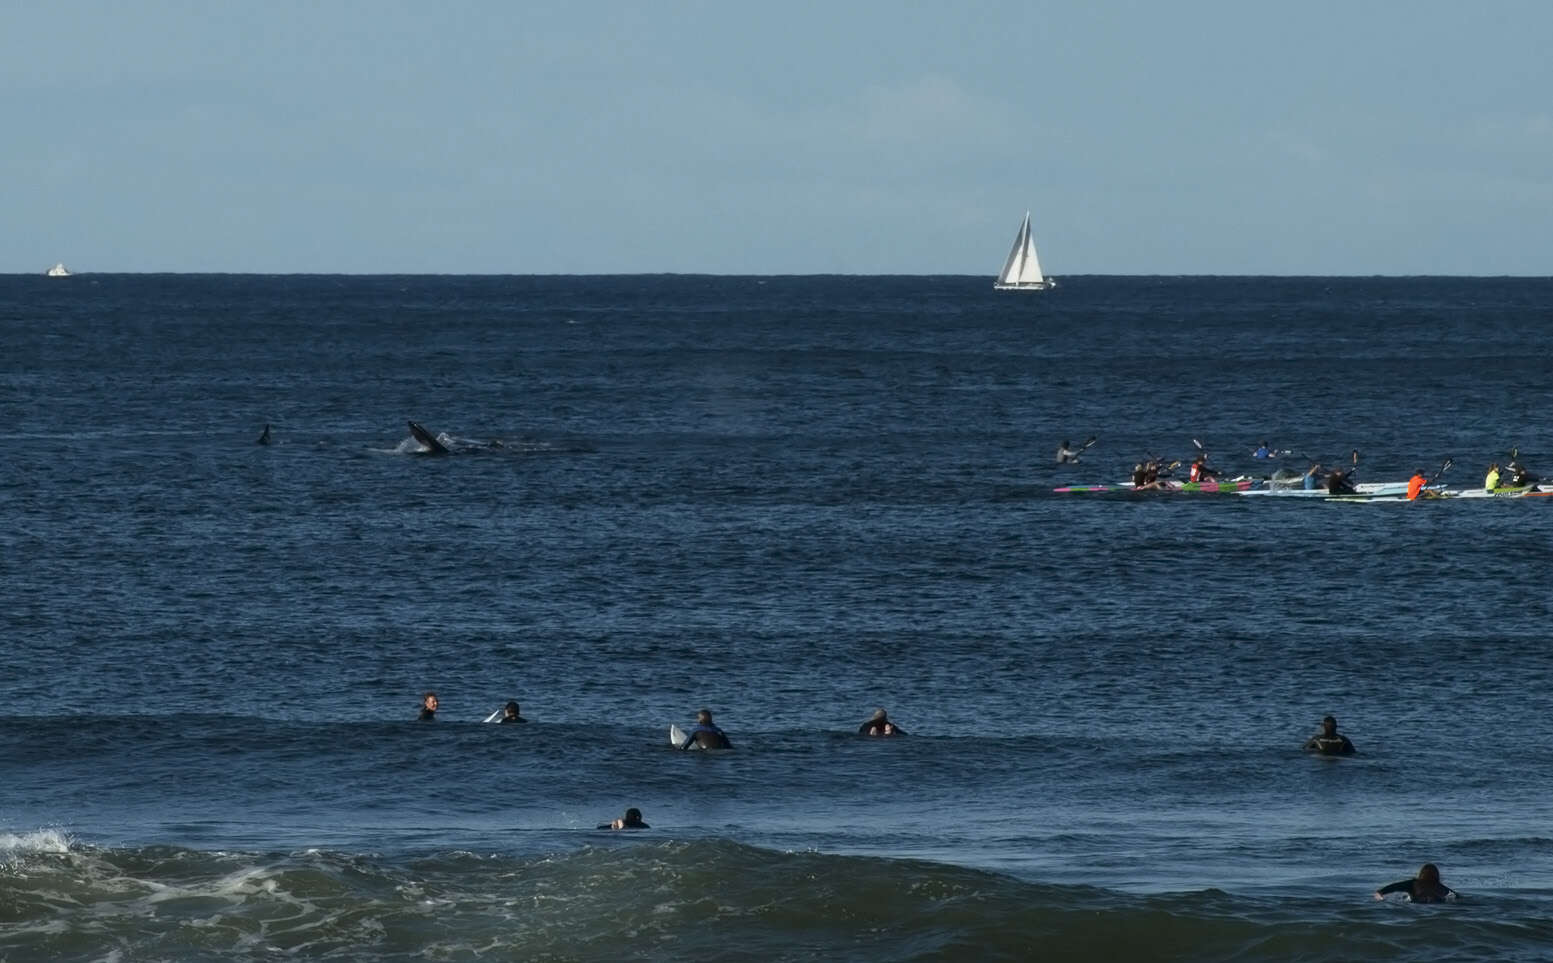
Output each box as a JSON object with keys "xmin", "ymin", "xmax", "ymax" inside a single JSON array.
[{"xmin": 0, "ymin": 828, "xmax": 73, "ymax": 856}]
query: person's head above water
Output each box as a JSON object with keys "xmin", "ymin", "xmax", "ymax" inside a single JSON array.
[
  {"xmin": 422, "ymin": 692, "xmax": 438, "ymax": 711},
  {"xmin": 697, "ymin": 708, "xmax": 713, "ymax": 725},
  {"xmin": 1321, "ymin": 715, "xmax": 1338, "ymax": 736},
  {"xmin": 1418, "ymin": 863, "xmax": 1441, "ymax": 885},
  {"xmin": 503, "ymin": 701, "xmax": 520, "ymax": 718},
  {"xmin": 869, "ymin": 708, "xmax": 888, "ymax": 722}
]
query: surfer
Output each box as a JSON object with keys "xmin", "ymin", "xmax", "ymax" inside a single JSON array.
[
  {"xmin": 1507, "ymin": 459, "xmax": 1536, "ymax": 487},
  {"xmin": 1303, "ymin": 463, "xmax": 1324, "ymax": 490},
  {"xmin": 1407, "ymin": 469, "xmax": 1429, "ymax": 501},
  {"xmin": 678, "ymin": 709, "xmax": 732, "ymax": 750},
  {"xmin": 1485, "ymin": 462, "xmax": 1501, "ymax": 491},
  {"xmin": 598, "ymin": 807, "xmax": 649, "ymax": 830},
  {"xmin": 858, "ymin": 708, "xmax": 906, "ymax": 737},
  {"xmin": 1374, "ymin": 863, "xmax": 1457, "ymax": 903},
  {"xmin": 418, "ymin": 692, "xmax": 438, "ymax": 721},
  {"xmin": 1056, "ymin": 439, "xmax": 1083, "ymax": 464},
  {"xmin": 1252, "ymin": 441, "xmax": 1273, "ymax": 459},
  {"xmin": 256, "ymin": 423, "xmax": 271, "ymax": 445},
  {"xmin": 1302, "ymin": 715, "xmax": 1355, "ymax": 755},
  {"xmin": 500, "ymin": 701, "xmax": 526, "ymax": 723}
]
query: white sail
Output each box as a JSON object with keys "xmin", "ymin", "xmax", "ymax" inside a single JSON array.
[
  {"xmin": 993, "ymin": 212, "xmax": 1052, "ymax": 290},
  {"xmin": 46, "ymin": 262, "xmax": 71, "ymax": 277}
]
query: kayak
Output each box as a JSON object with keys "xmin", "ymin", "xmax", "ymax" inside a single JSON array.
[
  {"xmin": 1240, "ymin": 481, "xmax": 1416, "ymax": 498},
  {"xmin": 1431, "ymin": 485, "xmax": 1553, "ymax": 499},
  {"xmin": 1053, "ymin": 478, "xmax": 1257, "ymax": 494}
]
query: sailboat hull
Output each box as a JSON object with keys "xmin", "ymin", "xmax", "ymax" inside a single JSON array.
[{"xmin": 993, "ymin": 280, "xmax": 1053, "ymax": 290}]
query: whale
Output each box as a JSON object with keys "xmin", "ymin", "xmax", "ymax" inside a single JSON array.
[{"xmin": 407, "ymin": 420, "xmax": 449, "ymax": 454}]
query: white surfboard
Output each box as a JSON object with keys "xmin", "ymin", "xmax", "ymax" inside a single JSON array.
[
  {"xmin": 483, "ymin": 708, "xmax": 503, "ymax": 723},
  {"xmin": 670, "ymin": 724, "xmax": 688, "ymax": 748}
]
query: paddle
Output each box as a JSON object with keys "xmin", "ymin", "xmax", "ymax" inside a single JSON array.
[
  {"xmin": 1427, "ymin": 457, "xmax": 1453, "ymax": 485},
  {"xmin": 1079, "ymin": 435, "xmax": 1098, "ymax": 453}
]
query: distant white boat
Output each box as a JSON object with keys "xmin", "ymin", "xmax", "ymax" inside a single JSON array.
[
  {"xmin": 993, "ymin": 212, "xmax": 1054, "ymax": 291},
  {"xmin": 45, "ymin": 262, "xmax": 71, "ymax": 277}
]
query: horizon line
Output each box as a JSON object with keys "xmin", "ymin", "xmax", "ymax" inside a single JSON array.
[{"xmin": 12, "ymin": 271, "xmax": 1553, "ymax": 280}]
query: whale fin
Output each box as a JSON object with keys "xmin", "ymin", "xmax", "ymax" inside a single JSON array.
[{"xmin": 407, "ymin": 420, "xmax": 449, "ymax": 454}]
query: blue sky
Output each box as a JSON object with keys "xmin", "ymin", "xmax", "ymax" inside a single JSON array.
[{"xmin": 7, "ymin": 1, "xmax": 1551, "ymax": 274}]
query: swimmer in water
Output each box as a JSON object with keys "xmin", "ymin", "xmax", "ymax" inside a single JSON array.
[
  {"xmin": 1375, "ymin": 863, "xmax": 1457, "ymax": 903},
  {"xmin": 678, "ymin": 708, "xmax": 732, "ymax": 749},
  {"xmin": 418, "ymin": 691, "xmax": 438, "ymax": 721},
  {"xmin": 1302, "ymin": 715, "xmax": 1355, "ymax": 755},
  {"xmin": 858, "ymin": 708, "xmax": 907, "ymax": 737},
  {"xmin": 598, "ymin": 807, "xmax": 649, "ymax": 830},
  {"xmin": 500, "ymin": 701, "xmax": 526, "ymax": 723}
]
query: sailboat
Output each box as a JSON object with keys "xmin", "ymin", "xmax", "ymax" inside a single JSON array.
[
  {"xmin": 45, "ymin": 262, "xmax": 71, "ymax": 277},
  {"xmin": 993, "ymin": 212, "xmax": 1054, "ymax": 290}
]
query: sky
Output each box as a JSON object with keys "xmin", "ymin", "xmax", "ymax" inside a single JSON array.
[{"xmin": 6, "ymin": 1, "xmax": 1553, "ymax": 274}]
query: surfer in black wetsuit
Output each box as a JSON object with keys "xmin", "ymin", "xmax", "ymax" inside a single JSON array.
[
  {"xmin": 500, "ymin": 701, "xmax": 526, "ymax": 723},
  {"xmin": 859, "ymin": 708, "xmax": 906, "ymax": 737},
  {"xmin": 1326, "ymin": 467, "xmax": 1356, "ymax": 494},
  {"xmin": 599, "ymin": 807, "xmax": 649, "ymax": 830},
  {"xmin": 1303, "ymin": 715, "xmax": 1355, "ymax": 755},
  {"xmin": 1375, "ymin": 863, "xmax": 1457, "ymax": 902},
  {"xmin": 418, "ymin": 692, "xmax": 438, "ymax": 721},
  {"xmin": 1056, "ymin": 440, "xmax": 1083, "ymax": 464},
  {"xmin": 678, "ymin": 709, "xmax": 732, "ymax": 749}
]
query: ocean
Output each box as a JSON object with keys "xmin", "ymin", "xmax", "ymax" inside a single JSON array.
[{"xmin": 4, "ymin": 274, "xmax": 1553, "ymax": 961}]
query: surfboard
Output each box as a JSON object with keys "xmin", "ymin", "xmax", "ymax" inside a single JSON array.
[
  {"xmin": 483, "ymin": 708, "xmax": 503, "ymax": 723},
  {"xmin": 670, "ymin": 724, "xmax": 688, "ymax": 748}
]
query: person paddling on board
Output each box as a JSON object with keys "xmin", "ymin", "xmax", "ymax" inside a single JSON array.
[
  {"xmin": 1374, "ymin": 863, "xmax": 1457, "ymax": 903},
  {"xmin": 1302, "ymin": 715, "xmax": 1355, "ymax": 755},
  {"xmin": 1407, "ymin": 469, "xmax": 1429, "ymax": 501},
  {"xmin": 500, "ymin": 701, "xmax": 527, "ymax": 723},
  {"xmin": 1326, "ymin": 466, "xmax": 1356, "ymax": 495},
  {"xmin": 1056, "ymin": 439, "xmax": 1084, "ymax": 464},
  {"xmin": 1507, "ymin": 459, "xmax": 1536, "ymax": 487},
  {"xmin": 598, "ymin": 807, "xmax": 650, "ymax": 830},
  {"xmin": 1485, "ymin": 462, "xmax": 1501, "ymax": 491},
  {"xmin": 678, "ymin": 708, "xmax": 732, "ymax": 749},
  {"xmin": 859, "ymin": 708, "xmax": 906, "ymax": 737},
  {"xmin": 1252, "ymin": 441, "xmax": 1274, "ymax": 460},
  {"xmin": 1303, "ymin": 462, "xmax": 1324, "ymax": 490},
  {"xmin": 1188, "ymin": 452, "xmax": 1218, "ymax": 483},
  {"xmin": 418, "ymin": 691, "xmax": 439, "ymax": 721}
]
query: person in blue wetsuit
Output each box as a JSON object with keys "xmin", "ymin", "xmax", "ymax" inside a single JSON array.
[
  {"xmin": 679, "ymin": 708, "xmax": 732, "ymax": 749},
  {"xmin": 1375, "ymin": 863, "xmax": 1457, "ymax": 902},
  {"xmin": 1303, "ymin": 463, "xmax": 1323, "ymax": 490},
  {"xmin": 1303, "ymin": 715, "xmax": 1355, "ymax": 755},
  {"xmin": 1252, "ymin": 441, "xmax": 1273, "ymax": 459}
]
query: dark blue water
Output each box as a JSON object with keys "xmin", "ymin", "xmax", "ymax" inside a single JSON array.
[{"xmin": 4, "ymin": 275, "xmax": 1553, "ymax": 960}]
